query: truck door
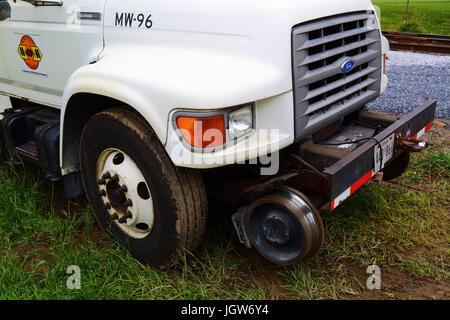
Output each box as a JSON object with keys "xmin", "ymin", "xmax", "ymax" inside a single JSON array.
[{"xmin": 0, "ymin": 0, "xmax": 106, "ymax": 107}]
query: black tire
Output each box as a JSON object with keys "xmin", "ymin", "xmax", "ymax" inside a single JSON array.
[{"xmin": 80, "ymin": 106, "xmax": 208, "ymax": 269}]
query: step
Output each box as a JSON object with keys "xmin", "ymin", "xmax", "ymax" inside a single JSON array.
[{"xmin": 15, "ymin": 141, "xmax": 39, "ymax": 161}]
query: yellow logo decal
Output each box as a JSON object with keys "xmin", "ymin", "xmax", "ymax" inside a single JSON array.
[{"xmin": 17, "ymin": 35, "xmax": 42, "ymax": 70}]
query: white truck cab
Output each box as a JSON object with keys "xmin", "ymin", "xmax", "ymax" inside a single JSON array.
[{"xmin": 0, "ymin": 0, "xmax": 436, "ymax": 268}]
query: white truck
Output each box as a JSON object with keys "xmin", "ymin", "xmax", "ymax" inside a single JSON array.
[{"xmin": 0, "ymin": 0, "xmax": 436, "ymax": 268}]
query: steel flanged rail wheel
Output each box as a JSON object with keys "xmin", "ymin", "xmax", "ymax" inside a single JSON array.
[{"xmin": 244, "ymin": 186, "xmax": 324, "ymax": 265}]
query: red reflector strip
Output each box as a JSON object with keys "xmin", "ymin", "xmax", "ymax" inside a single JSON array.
[
  {"xmin": 350, "ymin": 170, "xmax": 374, "ymax": 194},
  {"xmin": 331, "ymin": 170, "xmax": 375, "ymax": 211},
  {"xmin": 412, "ymin": 121, "xmax": 433, "ymax": 139}
]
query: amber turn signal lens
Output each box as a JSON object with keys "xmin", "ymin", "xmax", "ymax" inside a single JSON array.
[{"xmin": 176, "ymin": 115, "xmax": 226, "ymax": 149}]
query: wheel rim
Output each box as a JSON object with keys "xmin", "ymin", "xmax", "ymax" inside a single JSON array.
[{"xmin": 96, "ymin": 148, "xmax": 154, "ymax": 239}]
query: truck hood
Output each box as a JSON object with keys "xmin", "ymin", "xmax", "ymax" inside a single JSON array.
[
  {"xmin": 145, "ymin": 0, "xmax": 376, "ymax": 36},
  {"xmin": 99, "ymin": 0, "xmax": 379, "ymax": 101},
  {"xmin": 105, "ymin": 0, "xmax": 377, "ymax": 48},
  {"xmin": 78, "ymin": 0, "xmax": 380, "ymax": 142}
]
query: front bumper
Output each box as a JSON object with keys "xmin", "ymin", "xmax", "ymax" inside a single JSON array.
[{"xmin": 325, "ymin": 100, "xmax": 436, "ymax": 210}]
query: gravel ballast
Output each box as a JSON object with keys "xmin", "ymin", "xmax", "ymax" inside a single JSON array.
[{"xmin": 367, "ymin": 51, "xmax": 449, "ymax": 119}]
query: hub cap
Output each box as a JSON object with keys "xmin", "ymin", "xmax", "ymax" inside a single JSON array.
[{"xmin": 96, "ymin": 148, "xmax": 154, "ymax": 239}]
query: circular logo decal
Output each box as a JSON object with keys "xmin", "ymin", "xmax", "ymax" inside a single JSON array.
[
  {"xmin": 341, "ymin": 59, "xmax": 355, "ymax": 73},
  {"xmin": 17, "ymin": 35, "xmax": 42, "ymax": 70}
]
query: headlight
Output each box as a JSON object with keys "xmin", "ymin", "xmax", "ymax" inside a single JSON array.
[{"xmin": 228, "ymin": 104, "xmax": 253, "ymax": 141}]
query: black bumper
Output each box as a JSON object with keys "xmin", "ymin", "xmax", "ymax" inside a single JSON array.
[{"xmin": 323, "ymin": 100, "xmax": 436, "ymax": 211}]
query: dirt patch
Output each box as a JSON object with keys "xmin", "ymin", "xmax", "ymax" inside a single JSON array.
[
  {"xmin": 378, "ymin": 267, "xmax": 450, "ymax": 300},
  {"xmin": 341, "ymin": 264, "xmax": 450, "ymax": 300},
  {"xmin": 12, "ymin": 237, "xmax": 54, "ymax": 277},
  {"xmin": 407, "ymin": 280, "xmax": 450, "ymax": 300},
  {"xmin": 238, "ymin": 256, "xmax": 291, "ymax": 299}
]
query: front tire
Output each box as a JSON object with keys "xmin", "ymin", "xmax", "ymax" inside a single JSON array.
[{"xmin": 80, "ymin": 107, "xmax": 207, "ymax": 269}]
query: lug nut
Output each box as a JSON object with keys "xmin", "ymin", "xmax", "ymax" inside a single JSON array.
[
  {"xmin": 111, "ymin": 213, "xmax": 119, "ymax": 220},
  {"xmin": 125, "ymin": 211, "xmax": 132, "ymax": 219},
  {"xmin": 98, "ymin": 178, "xmax": 106, "ymax": 185},
  {"xmin": 119, "ymin": 185, "xmax": 128, "ymax": 193},
  {"xmin": 102, "ymin": 172, "xmax": 111, "ymax": 180},
  {"xmin": 118, "ymin": 216, "xmax": 128, "ymax": 224},
  {"xmin": 104, "ymin": 202, "xmax": 111, "ymax": 210},
  {"xmin": 111, "ymin": 174, "xmax": 119, "ymax": 182},
  {"xmin": 99, "ymin": 190, "xmax": 106, "ymax": 197},
  {"xmin": 124, "ymin": 199, "xmax": 133, "ymax": 208}
]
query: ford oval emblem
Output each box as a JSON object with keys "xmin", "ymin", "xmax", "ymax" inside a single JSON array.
[{"xmin": 341, "ymin": 60, "xmax": 355, "ymax": 73}]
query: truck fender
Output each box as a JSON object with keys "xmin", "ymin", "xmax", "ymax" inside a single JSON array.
[{"xmin": 60, "ymin": 47, "xmax": 289, "ymax": 175}]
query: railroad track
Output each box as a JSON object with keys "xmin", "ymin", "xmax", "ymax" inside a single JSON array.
[{"xmin": 382, "ymin": 31, "xmax": 450, "ymax": 55}]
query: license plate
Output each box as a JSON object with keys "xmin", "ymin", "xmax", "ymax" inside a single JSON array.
[{"xmin": 374, "ymin": 133, "xmax": 395, "ymax": 172}]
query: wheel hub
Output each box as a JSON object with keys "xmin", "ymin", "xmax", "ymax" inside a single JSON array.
[
  {"xmin": 106, "ymin": 179, "xmax": 128, "ymax": 213},
  {"xmin": 96, "ymin": 149, "xmax": 154, "ymax": 239},
  {"xmin": 263, "ymin": 214, "xmax": 292, "ymax": 245}
]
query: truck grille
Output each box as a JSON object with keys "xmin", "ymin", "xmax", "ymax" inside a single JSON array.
[{"xmin": 292, "ymin": 12, "xmax": 382, "ymax": 140}]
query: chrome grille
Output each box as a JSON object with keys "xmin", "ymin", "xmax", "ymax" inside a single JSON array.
[{"xmin": 292, "ymin": 12, "xmax": 382, "ymax": 140}]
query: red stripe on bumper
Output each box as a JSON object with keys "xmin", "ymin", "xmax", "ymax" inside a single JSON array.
[{"xmin": 350, "ymin": 170, "xmax": 373, "ymax": 195}]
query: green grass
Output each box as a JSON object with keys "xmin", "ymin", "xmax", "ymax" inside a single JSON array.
[
  {"xmin": 403, "ymin": 140, "xmax": 450, "ymax": 181},
  {"xmin": 0, "ymin": 133, "xmax": 448, "ymax": 299},
  {"xmin": 373, "ymin": 0, "xmax": 450, "ymax": 35}
]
